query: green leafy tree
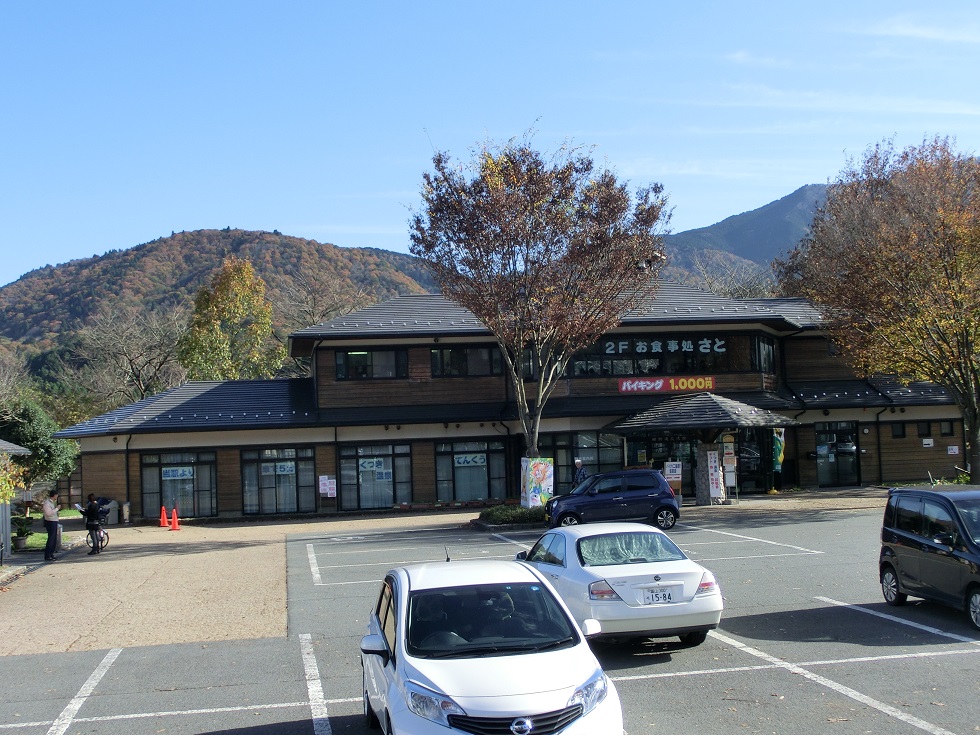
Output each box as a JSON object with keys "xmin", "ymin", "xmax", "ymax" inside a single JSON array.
[
  {"xmin": 0, "ymin": 452, "xmax": 28, "ymax": 504},
  {"xmin": 410, "ymin": 136, "xmax": 670, "ymax": 456},
  {"xmin": 776, "ymin": 136, "xmax": 980, "ymax": 480},
  {"xmin": 178, "ymin": 256, "xmax": 286, "ymax": 380},
  {"xmin": 0, "ymin": 400, "xmax": 78, "ymax": 494}
]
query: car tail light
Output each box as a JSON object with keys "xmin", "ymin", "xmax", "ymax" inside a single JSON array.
[
  {"xmin": 589, "ymin": 580, "xmax": 623, "ymax": 601},
  {"xmin": 695, "ymin": 572, "xmax": 719, "ymax": 595}
]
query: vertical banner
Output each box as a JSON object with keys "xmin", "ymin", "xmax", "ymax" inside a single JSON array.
[
  {"xmin": 521, "ymin": 457, "xmax": 554, "ymax": 508},
  {"xmin": 773, "ymin": 428, "xmax": 785, "ymax": 471},
  {"xmin": 707, "ymin": 450, "xmax": 725, "ymax": 503}
]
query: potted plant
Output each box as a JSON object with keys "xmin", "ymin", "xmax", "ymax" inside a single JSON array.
[{"xmin": 11, "ymin": 515, "xmax": 33, "ymax": 551}]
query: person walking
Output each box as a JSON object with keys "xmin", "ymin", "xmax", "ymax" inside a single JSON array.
[
  {"xmin": 573, "ymin": 458, "xmax": 589, "ymax": 486},
  {"xmin": 84, "ymin": 494, "xmax": 102, "ymax": 555},
  {"xmin": 42, "ymin": 489, "xmax": 60, "ymax": 561}
]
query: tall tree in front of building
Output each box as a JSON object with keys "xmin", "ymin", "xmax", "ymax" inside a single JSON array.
[
  {"xmin": 178, "ymin": 256, "xmax": 286, "ymax": 380},
  {"xmin": 410, "ymin": 137, "xmax": 670, "ymax": 456},
  {"xmin": 0, "ymin": 399, "xmax": 78, "ymax": 499},
  {"xmin": 776, "ymin": 136, "xmax": 980, "ymax": 481}
]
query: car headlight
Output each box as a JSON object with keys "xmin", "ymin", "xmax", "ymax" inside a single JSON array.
[
  {"xmin": 567, "ymin": 668, "xmax": 609, "ymax": 715},
  {"xmin": 404, "ymin": 680, "xmax": 465, "ymax": 726}
]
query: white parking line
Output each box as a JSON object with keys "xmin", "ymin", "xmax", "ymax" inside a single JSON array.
[
  {"xmin": 676, "ymin": 524, "xmax": 823, "ymax": 554},
  {"xmin": 709, "ymin": 630, "xmax": 958, "ymax": 735},
  {"xmin": 308, "ymin": 543, "xmax": 322, "ymax": 584},
  {"xmin": 45, "ymin": 648, "xmax": 121, "ymax": 735},
  {"xmin": 300, "ymin": 633, "xmax": 332, "ymax": 735},
  {"xmin": 816, "ymin": 596, "xmax": 980, "ymax": 644}
]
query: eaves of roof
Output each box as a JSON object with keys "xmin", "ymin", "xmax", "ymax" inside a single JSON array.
[{"xmin": 786, "ymin": 378, "xmax": 954, "ymax": 409}]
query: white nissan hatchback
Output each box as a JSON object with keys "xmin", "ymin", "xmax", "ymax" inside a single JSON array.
[{"xmin": 360, "ymin": 559, "xmax": 623, "ymax": 735}]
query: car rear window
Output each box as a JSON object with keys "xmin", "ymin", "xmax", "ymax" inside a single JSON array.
[{"xmin": 578, "ymin": 532, "xmax": 686, "ymax": 566}]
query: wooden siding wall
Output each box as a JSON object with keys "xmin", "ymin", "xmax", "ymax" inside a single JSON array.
[
  {"xmin": 316, "ymin": 444, "xmax": 337, "ymax": 512},
  {"xmin": 783, "ymin": 337, "xmax": 857, "ymax": 381},
  {"xmin": 316, "ymin": 347, "xmax": 774, "ymax": 405},
  {"xmin": 412, "ymin": 441, "xmax": 436, "ymax": 504},
  {"xmin": 217, "ymin": 449, "xmax": 242, "ymax": 516},
  {"xmin": 81, "ymin": 452, "xmax": 128, "ymax": 506},
  {"xmin": 317, "ymin": 348, "xmax": 510, "ymax": 408}
]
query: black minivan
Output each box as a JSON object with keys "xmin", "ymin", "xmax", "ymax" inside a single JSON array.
[
  {"xmin": 544, "ymin": 469, "xmax": 680, "ymax": 530},
  {"xmin": 879, "ymin": 486, "xmax": 980, "ymax": 630}
]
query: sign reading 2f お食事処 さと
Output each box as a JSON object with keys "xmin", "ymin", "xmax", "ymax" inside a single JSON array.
[{"xmin": 618, "ymin": 376, "xmax": 716, "ymax": 393}]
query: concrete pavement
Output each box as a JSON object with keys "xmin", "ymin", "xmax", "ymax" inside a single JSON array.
[{"xmin": 0, "ymin": 487, "xmax": 890, "ymax": 657}]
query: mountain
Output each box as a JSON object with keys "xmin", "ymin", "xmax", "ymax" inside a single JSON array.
[
  {"xmin": 0, "ymin": 229, "xmax": 436, "ymax": 347},
  {"xmin": 665, "ymin": 184, "xmax": 827, "ymax": 271},
  {"xmin": 0, "ymin": 185, "xmax": 828, "ymax": 350}
]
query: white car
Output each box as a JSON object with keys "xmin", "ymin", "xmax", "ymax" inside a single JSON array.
[
  {"xmin": 517, "ymin": 522, "xmax": 723, "ymax": 645},
  {"xmin": 360, "ymin": 559, "xmax": 623, "ymax": 735}
]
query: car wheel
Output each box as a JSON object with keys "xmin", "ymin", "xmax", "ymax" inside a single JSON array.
[
  {"xmin": 680, "ymin": 630, "xmax": 707, "ymax": 646},
  {"xmin": 880, "ymin": 565, "xmax": 907, "ymax": 606},
  {"xmin": 655, "ymin": 507, "xmax": 677, "ymax": 529},
  {"xmin": 967, "ymin": 587, "xmax": 980, "ymax": 631},
  {"xmin": 557, "ymin": 513, "xmax": 580, "ymax": 526}
]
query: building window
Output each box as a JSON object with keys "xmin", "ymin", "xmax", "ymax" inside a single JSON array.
[
  {"xmin": 241, "ymin": 447, "xmax": 315, "ymax": 514},
  {"xmin": 940, "ymin": 421, "xmax": 954, "ymax": 436},
  {"xmin": 436, "ymin": 441, "xmax": 506, "ymax": 502},
  {"xmin": 538, "ymin": 432, "xmax": 625, "ymax": 493},
  {"xmin": 431, "ymin": 346, "xmax": 503, "ymax": 377},
  {"xmin": 339, "ymin": 444, "xmax": 412, "ymax": 510},
  {"xmin": 335, "ymin": 349, "xmax": 408, "ymax": 379},
  {"xmin": 570, "ymin": 334, "xmax": 750, "ymax": 377},
  {"xmin": 891, "ymin": 423, "xmax": 906, "ymax": 439},
  {"xmin": 750, "ymin": 336, "xmax": 775, "ymax": 373},
  {"xmin": 142, "ymin": 452, "xmax": 217, "ymax": 518},
  {"xmin": 917, "ymin": 421, "xmax": 931, "ymax": 438}
]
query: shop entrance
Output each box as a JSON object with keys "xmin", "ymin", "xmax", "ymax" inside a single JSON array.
[
  {"xmin": 815, "ymin": 421, "xmax": 859, "ymax": 487},
  {"xmin": 626, "ymin": 435, "xmax": 697, "ymax": 498}
]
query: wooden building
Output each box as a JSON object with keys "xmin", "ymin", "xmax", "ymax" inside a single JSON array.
[{"xmin": 55, "ymin": 283, "xmax": 964, "ymax": 520}]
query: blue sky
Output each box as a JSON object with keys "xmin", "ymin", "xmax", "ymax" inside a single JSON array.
[{"xmin": 2, "ymin": 1, "xmax": 979, "ymax": 287}]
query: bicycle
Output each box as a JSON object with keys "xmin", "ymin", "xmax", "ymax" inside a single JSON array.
[{"xmin": 85, "ymin": 523, "xmax": 109, "ymax": 550}]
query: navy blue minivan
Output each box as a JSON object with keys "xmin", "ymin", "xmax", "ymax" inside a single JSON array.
[
  {"xmin": 545, "ymin": 469, "xmax": 679, "ymax": 530},
  {"xmin": 879, "ymin": 486, "xmax": 980, "ymax": 630}
]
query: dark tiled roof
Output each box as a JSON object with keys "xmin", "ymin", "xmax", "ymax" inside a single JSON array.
[
  {"xmin": 54, "ymin": 379, "xmax": 320, "ymax": 439},
  {"xmin": 786, "ymin": 378, "xmax": 955, "ymax": 409},
  {"xmin": 288, "ymin": 281, "xmax": 825, "ymax": 354},
  {"xmin": 0, "ymin": 438, "xmax": 31, "ymax": 455},
  {"xmin": 610, "ymin": 392, "xmax": 800, "ymax": 432}
]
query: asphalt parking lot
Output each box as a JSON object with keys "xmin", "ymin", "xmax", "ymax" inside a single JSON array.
[{"xmin": 1, "ymin": 500, "xmax": 979, "ymax": 734}]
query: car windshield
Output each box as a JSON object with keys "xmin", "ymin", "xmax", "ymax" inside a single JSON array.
[
  {"xmin": 951, "ymin": 497, "xmax": 980, "ymax": 543},
  {"xmin": 406, "ymin": 582, "xmax": 578, "ymax": 659},
  {"xmin": 577, "ymin": 531, "xmax": 686, "ymax": 566}
]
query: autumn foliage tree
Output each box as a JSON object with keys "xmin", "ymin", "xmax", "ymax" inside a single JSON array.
[
  {"xmin": 776, "ymin": 136, "xmax": 980, "ymax": 481},
  {"xmin": 178, "ymin": 256, "xmax": 286, "ymax": 380},
  {"xmin": 410, "ymin": 137, "xmax": 670, "ymax": 456}
]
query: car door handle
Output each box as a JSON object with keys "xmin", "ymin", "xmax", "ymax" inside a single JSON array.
[{"xmin": 612, "ymin": 496, "xmax": 624, "ymax": 501}]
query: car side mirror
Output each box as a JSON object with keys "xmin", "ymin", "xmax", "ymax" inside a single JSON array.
[
  {"xmin": 587, "ymin": 488, "xmax": 598, "ymax": 496},
  {"xmin": 580, "ymin": 618, "xmax": 602, "ymax": 638},
  {"xmin": 515, "ymin": 550, "xmax": 528, "ymax": 561},
  {"xmin": 934, "ymin": 532, "xmax": 956, "ymax": 547},
  {"xmin": 360, "ymin": 633, "xmax": 390, "ymax": 666}
]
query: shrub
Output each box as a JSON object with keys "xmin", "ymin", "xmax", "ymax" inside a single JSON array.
[
  {"xmin": 478, "ymin": 504, "xmax": 546, "ymax": 525},
  {"xmin": 12, "ymin": 515, "xmax": 34, "ymax": 537}
]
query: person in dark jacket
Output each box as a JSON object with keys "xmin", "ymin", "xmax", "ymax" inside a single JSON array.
[
  {"xmin": 573, "ymin": 458, "xmax": 589, "ymax": 486},
  {"xmin": 84, "ymin": 494, "xmax": 102, "ymax": 555}
]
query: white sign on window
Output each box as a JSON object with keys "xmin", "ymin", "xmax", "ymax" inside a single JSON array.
[{"xmin": 162, "ymin": 466, "xmax": 194, "ymax": 480}]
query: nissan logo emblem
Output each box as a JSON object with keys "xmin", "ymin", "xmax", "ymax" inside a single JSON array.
[{"xmin": 510, "ymin": 717, "xmax": 534, "ymax": 735}]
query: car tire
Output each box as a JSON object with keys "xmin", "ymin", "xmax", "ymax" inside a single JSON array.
[
  {"xmin": 880, "ymin": 565, "xmax": 907, "ymax": 606},
  {"xmin": 557, "ymin": 513, "xmax": 581, "ymax": 526},
  {"xmin": 680, "ymin": 630, "xmax": 707, "ymax": 646},
  {"xmin": 967, "ymin": 586, "xmax": 980, "ymax": 631},
  {"xmin": 654, "ymin": 507, "xmax": 677, "ymax": 530}
]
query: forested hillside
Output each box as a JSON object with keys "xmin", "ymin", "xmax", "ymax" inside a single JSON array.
[{"xmin": 0, "ymin": 229, "xmax": 436, "ymax": 347}]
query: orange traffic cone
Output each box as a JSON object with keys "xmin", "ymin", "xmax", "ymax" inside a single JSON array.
[
  {"xmin": 169, "ymin": 506, "xmax": 181, "ymax": 531},
  {"xmin": 160, "ymin": 506, "xmax": 168, "ymax": 527}
]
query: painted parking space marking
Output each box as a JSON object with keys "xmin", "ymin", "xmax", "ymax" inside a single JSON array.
[
  {"xmin": 708, "ymin": 630, "xmax": 959, "ymax": 735},
  {"xmin": 300, "ymin": 633, "xmax": 332, "ymax": 735},
  {"xmin": 46, "ymin": 648, "xmax": 121, "ymax": 735},
  {"xmin": 816, "ymin": 596, "xmax": 980, "ymax": 645},
  {"xmin": 675, "ymin": 523, "xmax": 823, "ymax": 554}
]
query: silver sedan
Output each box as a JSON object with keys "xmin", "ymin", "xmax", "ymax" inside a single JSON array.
[{"xmin": 517, "ymin": 522, "xmax": 723, "ymax": 646}]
